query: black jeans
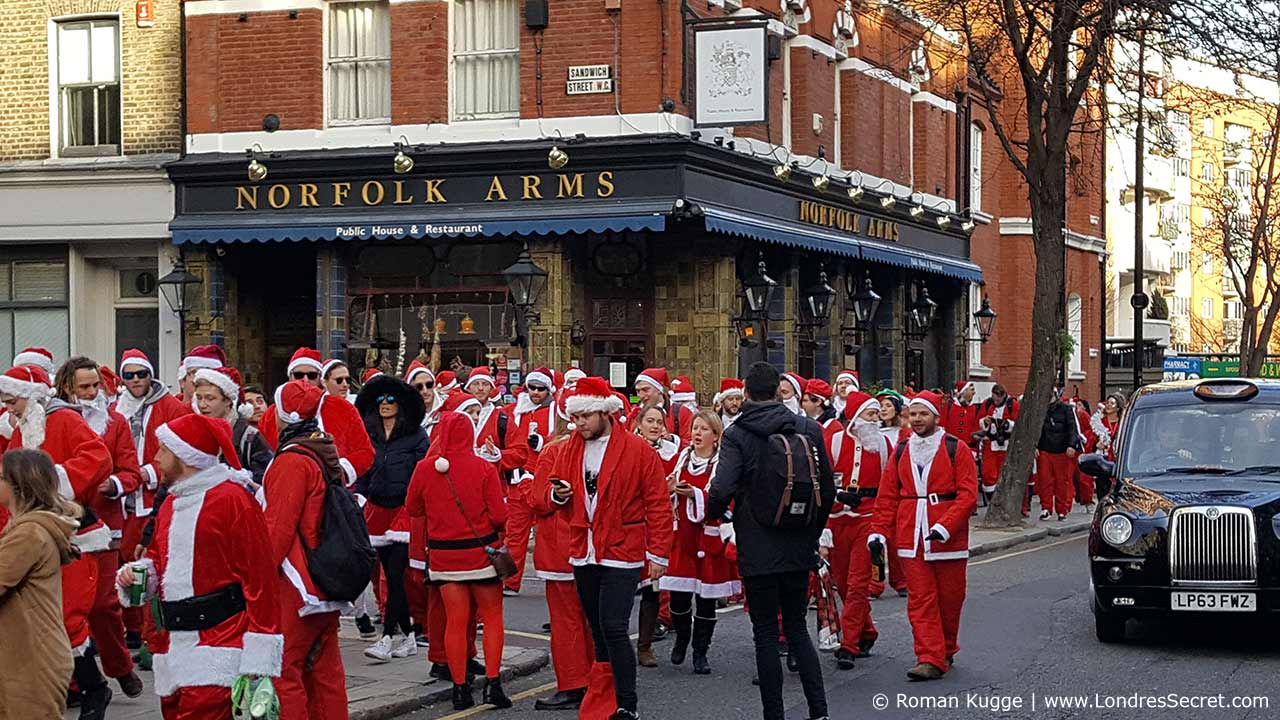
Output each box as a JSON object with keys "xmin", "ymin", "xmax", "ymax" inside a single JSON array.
[
  {"xmin": 574, "ymin": 565, "xmax": 643, "ymax": 712},
  {"xmin": 743, "ymin": 571, "xmax": 827, "ymax": 720},
  {"xmin": 377, "ymin": 543, "xmax": 412, "ymax": 637},
  {"xmin": 669, "ymin": 591, "xmax": 718, "ymax": 619}
]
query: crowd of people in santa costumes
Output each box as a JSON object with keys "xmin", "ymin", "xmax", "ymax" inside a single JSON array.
[{"xmin": 0, "ymin": 332, "xmax": 1120, "ymax": 719}]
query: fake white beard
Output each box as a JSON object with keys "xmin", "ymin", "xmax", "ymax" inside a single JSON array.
[
  {"xmin": 908, "ymin": 426, "xmax": 945, "ymax": 465},
  {"xmin": 784, "ymin": 396, "xmax": 802, "ymax": 415},
  {"xmin": 853, "ymin": 419, "xmax": 883, "ymax": 456},
  {"xmin": 115, "ymin": 389, "xmax": 144, "ymax": 419},
  {"xmin": 77, "ymin": 391, "xmax": 111, "ymax": 436},
  {"xmin": 18, "ymin": 401, "xmax": 47, "ymax": 450}
]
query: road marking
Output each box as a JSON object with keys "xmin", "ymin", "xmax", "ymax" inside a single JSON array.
[
  {"xmin": 969, "ymin": 534, "xmax": 1085, "ymax": 566},
  {"xmin": 435, "ymin": 680, "xmax": 561, "ymax": 719},
  {"xmin": 505, "ymin": 630, "xmax": 552, "ymax": 642}
]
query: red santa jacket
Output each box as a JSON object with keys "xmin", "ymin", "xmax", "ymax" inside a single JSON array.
[
  {"xmin": 474, "ymin": 401, "xmax": 529, "ymax": 474},
  {"xmin": 818, "ymin": 416, "xmax": 844, "ymax": 463},
  {"xmin": 260, "ymin": 394, "xmax": 375, "ymax": 485},
  {"xmin": 869, "ymin": 432, "xmax": 979, "ymax": 561},
  {"xmin": 261, "ymin": 447, "xmax": 346, "ymax": 616},
  {"xmin": 405, "ymin": 412, "xmax": 509, "ymax": 582},
  {"xmin": 515, "ymin": 403, "xmax": 555, "ymax": 472},
  {"xmin": 527, "ymin": 439, "xmax": 575, "ymax": 581},
  {"xmin": 538, "ymin": 419, "xmax": 674, "ymax": 569},
  {"xmin": 830, "ymin": 427, "xmax": 894, "ymax": 520},
  {"xmin": 118, "ymin": 468, "xmax": 282, "ymax": 697},
  {"xmin": 978, "ymin": 397, "xmax": 1020, "ymax": 454},
  {"xmin": 942, "ymin": 400, "xmax": 983, "ymax": 445},
  {"xmin": 94, "ymin": 410, "xmax": 145, "ymax": 535},
  {"xmin": 113, "ymin": 391, "xmax": 192, "ymax": 516}
]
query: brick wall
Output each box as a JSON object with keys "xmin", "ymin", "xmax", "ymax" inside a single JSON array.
[
  {"xmin": 912, "ymin": 98, "xmax": 956, "ymax": 197},
  {"xmin": 789, "ymin": 47, "xmax": 836, "ymax": 159},
  {"xmin": 0, "ymin": 0, "xmax": 181, "ymax": 160},
  {"xmin": 391, "ymin": 2, "xmax": 448, "ymax": 125}
]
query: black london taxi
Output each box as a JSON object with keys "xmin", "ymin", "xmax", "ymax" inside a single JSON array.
[{"xmin": 1080, "ymin": 378, "xmax": 1280, "ymax": 643}]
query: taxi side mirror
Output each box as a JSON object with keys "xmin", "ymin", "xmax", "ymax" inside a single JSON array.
[{"xmin": 1079, "ymin": 452, "xmax": 1116, "ymax": 479}]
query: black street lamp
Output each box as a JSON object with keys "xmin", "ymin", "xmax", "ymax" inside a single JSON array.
[
  {"xmin": 973, "ymin": 295, "xmax": 998, "ymax": 343},
  {"xmin": 910, "ymin": 284, "xmax": 938, "ymax": 333},
  {"xmin": 157, "ymin": 256, "xmax": 202, "ymax": 355},
  {"xmin": 803, "ymin": 266, "xmax": 837, "ymax": 323},
  {"xmin": 502, "ymin": 242, "xmax": 549, "ymax": 326},
  {"xmin": 848, "ymin": 271, "xmax": 882, "ymax": 330},
  {"xmin": 742, "ymin": 253, "xmax": 778, "ymax": 317}
]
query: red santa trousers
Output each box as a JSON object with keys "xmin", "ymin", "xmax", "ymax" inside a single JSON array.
[
  {"xmin": 425, "ymin": 584, "xmax": 476, "ymax": 665},
  {"xmin": 88, "ymin": 550, "xmax": 134, "ymax": 678},
  {"xmin": 1036, "ymin": 451, "xmax": 1075, "ymax": 516},
  {"xmin": 278, "ymin": 610, "xmax": 348, "ymax": 720},
  {"xmin": 503, "ymin": 489, "xmax": 534, "ymax": 593},
  {"xmin": 545, "ymin": 580, "xmax": 594, "ymax": 691},
  {"xmin": 1074, "ymin": 460, "xmax": 1094, "ymax": 506},
  {"xmin": 981, "ymin": 450, "xmax": 1007, "ymax": 493},
  {"xmin": 438, "ymin": 581, "xmax": 505, "ymax": 684},
  {"xmin": 161, "ymin": 686, "xmax": 232, "ymax": 720},
  {"xmin": 579, "ymin": 662, "xmax": 616, "ymax": 720},
  {"xmin": 62, "ymin": 552, "xmax": 97, "ymax": 651},
  {"xmin": 900, "ymin": 556, "xmax": 967, "ymax": 670},
  {"xmin": 826, "ymin": 518, "xmax": 857, "ymax": 598},
  {"xmin": 838, "ymin": 516, "xmax": 878, "ymax": 654}
]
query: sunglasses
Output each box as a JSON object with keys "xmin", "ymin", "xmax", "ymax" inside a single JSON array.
[
  {"xmin": 121, "ymin": 370, "xmax": 151, "ymax": 380},
  {"xmin": 332, "ymin": 376, "xmax": 350, "ymax": 385},
  {"xmin": 413, "ymin": 382, "xmax": 435, "ymax": 391},
  {"xmin": 293, "ymin": 372, "xmax": 320, "ymax": 381},
  {"xmin": 377, "ymin": 395, "xmax": 399, "ymax": 405},
  {"xmin": 527, "ymin": 385, "xmax": 549, "ymax": 392}
]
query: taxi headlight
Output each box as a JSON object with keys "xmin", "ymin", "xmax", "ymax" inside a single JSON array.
[{"xmin": 1101, "ymin": 514, "xmax": 1134, "ymax": 546}]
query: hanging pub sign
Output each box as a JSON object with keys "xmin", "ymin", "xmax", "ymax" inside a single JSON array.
[{"xmin": 692, "ymin": 19, "xmax": 769, "ymax": 128}]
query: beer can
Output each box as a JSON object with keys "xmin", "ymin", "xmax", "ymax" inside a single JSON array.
[{"xmin": 128, "ymin": 561, "xmax": 148, "ymax": 606}]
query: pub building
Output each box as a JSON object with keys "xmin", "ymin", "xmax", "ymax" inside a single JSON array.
[{"xmin": 167, "ymin": 134, "xmax": 982, "ymax": 397}]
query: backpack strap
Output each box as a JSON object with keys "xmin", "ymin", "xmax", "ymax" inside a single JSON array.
[
  {"xmin": 497, "ymin": 411, "xmax": 508, "ymax": 450},
  {"xmin": 944, "ymin": 434, "xmax": 959, "ymax": 464},
  {"xmin": 894, "ymin": 439, "xmax": 909, "ymax": 464},
  {"xmin": 797, "ymin": 433, "xmax": 820, "ymax": 507},
  {"xmin": 773, "ymin": 435, "xmax": 796, "ymax": 527}
]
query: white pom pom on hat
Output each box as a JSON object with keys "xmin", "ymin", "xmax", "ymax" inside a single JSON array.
[{"xmin": 434, "ymin": 457, "xmax": 450, "ymax": 473}]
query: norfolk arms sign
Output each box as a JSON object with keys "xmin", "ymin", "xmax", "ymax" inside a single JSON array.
[{"xmin": 797, "ymin": 200, "xmax": 901, "ymax": 242}]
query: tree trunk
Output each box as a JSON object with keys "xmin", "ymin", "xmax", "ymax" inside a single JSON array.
[{"xmin": 982, "ymin": 158, "xmax": 1069, "ymax": 528}]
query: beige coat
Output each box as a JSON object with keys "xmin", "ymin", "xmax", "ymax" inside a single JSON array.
[{"xmin": 0, "ymin": 510, "xmax": 78, "ymax": 720}]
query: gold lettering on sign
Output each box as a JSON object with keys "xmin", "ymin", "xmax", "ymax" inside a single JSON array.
[
  {"xmin": 235, "ymin": 186, "xmax": 258, "ymax": 210},
  {"xmin": 798, "ymin": 200, "xmax": 858, "ymax": 233},
  {"xmin": 522, "ymin": 176, "xmax": 543, "ymax": 200},
  {"xmin": 299, "ymin": 183, "xmax": 319, "ymax": 208},
  {"xmin": 393, "ymin": 180, "xmax": 414, "ymax": 205},
  {"xmin": 333, "ymin": 182, "xmax": 351, "ymax": 207},
  {"xmin": 424, "ymin": 179, "xmax": 447, "ymax": 203},
  {"xmin": 485, "ymin": 176, "xmax": 509, "ymax": 202},
  {"xmin": 557, "ymin": 173, "xmax": 585, "ymax": 198},
  {"xmin": 865, "ymin": 218, "xmax": 901, "ymax": 241},
  {"xmin": 361, "ymin": 181, "xmax": 385, "ymax": 206},
  {"xmin": 596, "ymin": 171, "xmax": 615, "ymax": 198},
  {"xmin": 267, "ymin": 184, "xmax": 291, "ymax": 209}
]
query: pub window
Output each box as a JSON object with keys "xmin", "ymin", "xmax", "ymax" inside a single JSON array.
[
  {"xmin": 969, "ymin": 122, "xmax": 983, "ymax": 212},
  {"xmin": 451, "ymin": 0, "xmax": 520, "ymax": 120},
  {"xmin": 56, "ymin": 18, "xmax": 121, "ymax": 157},
  {"xmin": 0, "ymin": 258, "xmax": 70, "ymax": 362},
  {"xmin": 327, "ymin": 1, "xmax": 391, "ymax": 125}
]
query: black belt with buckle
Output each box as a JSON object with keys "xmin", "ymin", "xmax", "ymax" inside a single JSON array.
[
  {"xmin": 428, "ymin": 532, "xmax": 499, "ymax": 550},
  {"xmin": 157, "ymin": 583, "xmax": 245, "ymax": 632},
  {"xmin": 902, "ymin": 493, "xmax": 957, "ymax": 505},
  {"xmin": 856, "ymin": 488, "xmax": 879, "ymax": 498}
]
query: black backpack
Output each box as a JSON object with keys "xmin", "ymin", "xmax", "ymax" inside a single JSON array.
[
  {"xmin": 280, "ymin": 441, "xmax": 377, "ymax": 603},
  {"xmin": 750, "ymin": 429, "xmax": 824, "ymax": 530}
]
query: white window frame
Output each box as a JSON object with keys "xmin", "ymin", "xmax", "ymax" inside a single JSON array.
[
  {"xmin": 969, "ymin": 122, "xmax": 983, "ymax": 213},
  {"xmin": 324, "ymin": 0, "xmax": 392, "ymax": 128},
  {"xmin": 1067, "ymin": 293, "xmax": 1083, "ymax": 377},
  {"xmin": 967, "ymin": 283, "xmax": 991, "ymax": 377},
  {"xmin": 1201, "ymin": 297, "xmax": 1213, "ymax": 319},
  {"xmin": 48, "ymin": 14, "xmax": 122, "ymax": 159},
  {"xmin": 448, "ymin": 0, "xmax": 521, "ymax": 122},
  {"xmin": 1200, "ymin": 161, "xmax": 1214, "ymax": 182},
  {"xmin": 1202, "ymin": 117, "xmax": 1215, "ymax": 137}
]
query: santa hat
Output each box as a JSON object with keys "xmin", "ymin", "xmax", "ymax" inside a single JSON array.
[
  {"xmin": 442, "ymin": 391, "xmax": 480, "ymax": 415},
  {"xmin": 287, "ymin": 347, "xmax": 323, "ymax": 375},
  {"xmin": 404, "ymin": 360, "xmax": 435, "ymax": 386},
  {"xmin": 155, "ymin": 413, "xmax": 245, "ymax": 471},
  {"xmin": 835, "ymin": 369, "xmax": 861, "ymax": 392},
  {"xmin": 713, "ymin": 378, "xmax": 744, "ymax": 405},
  {"xmin": 361, "ymin": 368, "xmax": 383, "ymax": 384},
  {"xmin": 803, "ymin": 378, "xmax": 832, "ymax": 402},
  {"xmin": 0, "ymin": 365, "xmax": 53, "ymax": 400},
  {"xmin": 525, "ymin": 367, "xmax": 555, "ymax": 391},
  {"xmin": 183, "ymin": 344, "xmax": 226, "ymax": 372},
  {"xmin": 321, "ymin": 358, "xmax": 346, "ymax": 378},
  {"xmin": 563, "ymin": 367, "xmax": 586, "ymax": 388},
  {"xmin": 875, "ymin": 389, "xmax": 905, "ymax": 414},
  {"xmin": 844, "ymin": 391, "xmax": 880, "ymax": 421},
  {"xmin": 13, "ymin": 347, "xmax": 54, "ymax": 374},
  {"xmin": 954, "ymin": 380, "xmax": 976, "ymax": 398},
  {"xmin": 635, "ymin": 367, "xmax": 669, "ymax": 393},
  {"xmin": 195, "ymin": 367, "xmax": 254, "ymax": 419},
  {"xmin": 464, "ymin": 367, "xmax": 495, "ymax": 391},
  {"xmin": 436, "ymin": 370, "xmax": 458, "ymax": 392},
  {"xmin": 274, "ymin": 379, "xmax": 324, "ymax": 426},
  {"xmin": 566, "ymin": 376, "xmax": 625, "ymax": 416},
  {"xmin": 98, "ymin": 367, "xmax": 121, "ymax": 397},
  {"xmin": 670, "ymin": 375, "xmax": 696, "ymax": 404},
  {"xmin": 781, "ymin": 372, "xmax": 805, "ymax": 398},
  {"xmin": 908, "ymin": 390, "xmax": 944, "ymax": 417},
  {"xmin": 118, "ymin": 348, "xmax": 154, "ymax": 376}
]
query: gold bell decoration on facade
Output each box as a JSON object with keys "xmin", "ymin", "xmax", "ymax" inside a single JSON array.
[
  {"xmin": 434, "ymin": 316, "xmax": 448, "ymax": 336},
  {"xmin": 459, "ymin": 314, "xmax": 477, "ymax": 335}
]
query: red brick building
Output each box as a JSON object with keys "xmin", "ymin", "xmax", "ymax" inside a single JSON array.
[{"xmin": 171, "ymin": 0, "xmax": 1102, "ymax": 401}]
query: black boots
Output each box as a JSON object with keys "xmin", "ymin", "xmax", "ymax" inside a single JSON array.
[
  {"xmin": 534, "ymin": 688, "xmax": 586, "ymax": 710},
  {"xmin": 484, "ymin": 677, "xmax": 513, "ymax": 709},
  {"xmin": 668, "ymin": 609, "xmax": 693, "ymax": 665},
  {"xmin": 452, "ymin": 683, "xmax": 475, "ymax": 710},
  {"xmin": 691, "ymin": 616, "xmax": 716, "ymax": 675},
  {"xmin": 73, "ymin": 655, "xmax": 111, "ymax": 720},
  {"xmin": 116, "ymin": 670, "xmax": 144, "ymax": 698},
  {"xmin": 635, "ymin": 596, "xmax": 659, "ymax": 668}
]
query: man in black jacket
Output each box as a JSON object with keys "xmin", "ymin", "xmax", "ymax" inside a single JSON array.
[
  {"xmin": 1036, "ymin": 388, "xmax": 1083, "ymax": 521},
  {"xmin": 708, "ymin": 362, "xmax": 835, "ymax": 720}
]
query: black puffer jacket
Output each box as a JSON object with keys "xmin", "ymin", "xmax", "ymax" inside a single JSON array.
[
  {"xmin": 707, "ymin": 400, "xmax": 835, "ymax": 578},
  {"xmin": 356, "ymin": 418, "xmax": 430, "ymax": 508}
]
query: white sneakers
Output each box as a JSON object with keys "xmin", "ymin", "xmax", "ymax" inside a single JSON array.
[
  {"xmin": 391, "ymin": 634, "xmax": 418, "ymax": 658},
  {"xmin": 365, "ymin": 635, "xmax": 394, "ymax": 663}
]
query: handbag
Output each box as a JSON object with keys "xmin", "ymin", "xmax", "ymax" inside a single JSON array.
[{"xmin": 439, "ymin": 464, "xmax": 518, "ymax": 581}]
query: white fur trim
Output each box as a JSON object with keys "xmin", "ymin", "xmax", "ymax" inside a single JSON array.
[
  {"xmin": 464, "ymin": 373, "xmax": 494, "ymax": 391},
  {"xmin": 434, "ymin": 457, "xmax": 450, "ymax": 473},
  {"xmin": 54, "ymin": 464, "xmax": 73, "ymax": 500},
  {"xmin": 563, "ymin": 368, "xmax": 586, "ymax": 383},
  {"xmin": 670, "ymin": 392, "xmax": 697, "ymax": 404},
  {"xmin": 908, "ymin": 397, "xmax": 940, "ymax": 417},
  {"xmin": 273, "ymin": 384, "xmax": 303, "ymax": 426},
  {"xmin": 339, "ymin": 457, "xmax": 357, "ymax": 486},
  {"xmin": 525, "ymin": 370, "xmax": 554, "ymax": 390},
  {"xmin": 0, "ymin": 413, "xmax": 12, "ymax": 440},
  {"xmin": 238, "ymin": 402, "xmax": 255, "ymax": 419},
  {"xmin": 713, "ymin": 387, "xmax": 744, "ymax": 405},
  {"xmin": 156, "ymin": 423, "xmax": 219, "ymax": 470},
  {"xmin": 13, "ymin": 350, "xmax": 54, "ymax": 372},
  {"xmin": 430, "ymin": 566, "xmax": 499, "ymax": 582},
  {"xmin": 409, "ymin": 559, "xmax": 427, "ymax": 571},
  {"xmin": 855, "ymin": 398, "xmax": 881, "ymax": 420},
  {"xmin": 867, "ymin": 533, "xmax": 887, "ymax": 549},
  {"xmin": 565, "ymin": 394, "xmax": 623, "ymax": 416},
  {"xmin": 836, "ymin": 371, "xmax": 860, "ymax": 390},
  {"xmin": 406, "ymin": 366, "xmax": 434, "ymax": 384},
  {"xmin": 646, "ymin": 552, "xmax": 669, "ymax": 567},
  {"xmin": 930, "ymin": 523, "xmax": 951, "ymax": 543},
  {"xmin": 119, "ymin": 357, "xmax": 155, "ymax": 375},
  {"xmin": 782, "ymin": 374, "xmax": 804, "ymax": 397},
  {"xmin": 194, "ymin": 368, "xmax": 239, "ymax": 404},
  {"xmin": 143, "ymin": 464, "xmax": 159, "ymax": 490},
  {"xmin": 455, "ymin": 396, "xmax": 481, "ymax": 415},
  {"xmin": 537, "ymin": 570, "xmax": 576, "ymax": 582},
  {"xmin": 819, "ymin": 527, "xmax": 834, "ymax": 548},
  {"xmin": 0, "ymin": 374, "xmax": 51, "ymax": 400},
  {"xmin": 684, "ymin": 486, "xmax": 706, "ymax": 523},
  {"xmin": 384, "ymin": 530, "xmax": 410, "ymax": 544},
  {"xmin": 152, "ymin": 632, "xmax": 241, "ymax": 696},
  {"xmin": 182, "ymin": 354, "xmax": 223, "ymax": 372},
  {"xmin": 72, "ymin": 524, "xmax": 113, "ymax": 554},
  {"xmin": 634, "ymin": 373, "xmax": 665, "ymax": 393},
  {"xmin": 239, "ymin": 632, "xmax": 284, "ymax": 677},
  {"xmin": 286, "ymin": 356, "xmax": 322, "ymax": 374}
]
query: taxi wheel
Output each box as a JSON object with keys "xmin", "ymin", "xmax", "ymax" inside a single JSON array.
[{"xmin": 1093, "ymin": 599, "xmax": 1127, "ymax": 644}]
